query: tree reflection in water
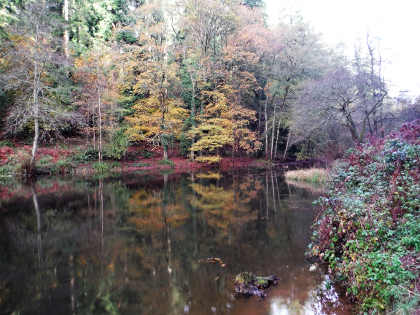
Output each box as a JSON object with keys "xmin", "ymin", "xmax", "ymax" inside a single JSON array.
[{"xmin": 0, "ymin": 171, "xmax": 351, "ymax": 314}]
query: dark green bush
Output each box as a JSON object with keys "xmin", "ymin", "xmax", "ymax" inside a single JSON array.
[
  {"xmin": 179, "ymin": 133, "xmax": 192, "ymax": 157},
  {"xmin": 92, "ymin": 161, "xmax": 110, "ymax": 173},
  {"xmin": 54, "ymin": 159, "xmax": 75, "ymax": 175},
  {"xmin": 141, "ymin": 151, "xmax": 153, "ymax": 159},
  {"xmin": 158, "ymin": 159, "xmax": 174, "ymax": 168},
  {"xmin": 104, "ymin": 128, "xmax": 130, "ymax": 160},
  {"xmin": 73, "ymin": 147, "xmax": 99, "ymax": 162},
  {"xmin": 0, "ymin": 140, "xmax": 15, "ymax": 147}
]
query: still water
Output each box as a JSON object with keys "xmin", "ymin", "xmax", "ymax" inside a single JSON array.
[{"xmin": 0, "ymin": 170, "xmax": 351, "ymax": 315}]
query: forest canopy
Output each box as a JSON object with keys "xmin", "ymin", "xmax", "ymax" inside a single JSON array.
[{"xmin": 0, "ymin": 0, "xmax": 418, "ymax": 166}]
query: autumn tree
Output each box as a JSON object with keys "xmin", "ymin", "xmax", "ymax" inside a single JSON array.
[
  {"xmin": 188, "ymin": 87, "xmax": 233, "ymax": 162},
  {"xmin": 0, "ymin": 1, "xmax": 79, "ymax": 170},
  {"xmin": 177, "ymin": 0, "xmax": 262, "ymax": 161},
  {"xmin": 188, "ymin": 84, "xmax": 260, "ymax": 162},
  {"xmin": 223, "ymin": 4, "xmax": 269, "ymax": 124},
  {"xmin": 175, "ymin": 0, "xmax": 237, "ymax": 158},
  {"xmin": 74, "ymin": 40, "xmax": 122, "ymax": 162},
  {"xmin": 124, "ymin": 1, "xmax": 187, "ymax": 159}
]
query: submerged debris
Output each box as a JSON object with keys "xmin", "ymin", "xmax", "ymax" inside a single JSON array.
[
  {"xmin": 198, "ymin": 257, "xmax": 226, "ymax": 267},
  {"xmin": 234, "ymin": 272, "xmax": 278, "ymax": 298}
]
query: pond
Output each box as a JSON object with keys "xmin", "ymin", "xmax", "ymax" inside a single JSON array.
[{"xmin": 0, "ymin": 170, "xmax": 352, "ymax": 314}]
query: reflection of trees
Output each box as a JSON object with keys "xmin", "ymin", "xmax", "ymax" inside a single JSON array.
[
  {"xmin": 0, "ymin": 180, "xmax": 131, "ymax": 314},
  {"xmin": 127, "ymin": 188, "xmax": 189, "ymax": 233},
  {"xmin": 0, "ymin": 171, "xmax": 349, "ymax": 315},
  {"xmin": 189, "ymin": 175, "xmax": 264, "ymax": 238}
]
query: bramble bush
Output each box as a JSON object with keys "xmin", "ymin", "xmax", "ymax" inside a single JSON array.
[{"xmin": 310, "ymin": 120, "xmax": 420, "ymax": 313}]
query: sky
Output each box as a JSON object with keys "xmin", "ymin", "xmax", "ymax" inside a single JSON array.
[{"xmin": 264, "ymin": 0, "xmax": 420, "ymax": 97}]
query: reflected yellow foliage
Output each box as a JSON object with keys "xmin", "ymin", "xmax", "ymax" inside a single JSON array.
[
  {"xmin": 190, "ymin": 177, "xmax": 263, "ymax": 235},
  {"xmin": 195, "ymin": 172, "xmax": 222, "ymax": 180},
  {"xmin": 128, "ymin": 188, "xmax": 189, "ymax": 233}
]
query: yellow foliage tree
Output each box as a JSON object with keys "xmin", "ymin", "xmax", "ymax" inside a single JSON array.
[
  {"xmin": 189, "ymin": 84, "xmax": 261, "ymax": 162},
  {"xmin": 124, "ymin": 2, "xmax": 187, "ymax": 159}
]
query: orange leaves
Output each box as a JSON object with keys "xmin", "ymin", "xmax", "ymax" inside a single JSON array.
[
  {"xmin": 122, "ymin": 4, "xmax": 183, "ymax": 152},
  {"xmin": 189, "ymin": 82, "xmax": 260, "ymax": 156},
  {"xmin": 226, "ymin": 103, "xmax": 261, "ymax": 154},
  {"xmin": 128, "ymin": 188, "xmax": 189, "ymax": 233},
  {"xmin": 201, "ymin": 90, "xmax": 229, "ymax": 117}
]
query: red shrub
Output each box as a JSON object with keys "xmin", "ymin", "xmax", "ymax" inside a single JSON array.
[{"xmin": 0, "ymin": 146, "xmax": 14, "ymax": 165}]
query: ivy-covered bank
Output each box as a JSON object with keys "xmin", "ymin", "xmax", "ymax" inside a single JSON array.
[{"xmin": 310, "ymin": 121, "xmax": 420, "ymax": 314}]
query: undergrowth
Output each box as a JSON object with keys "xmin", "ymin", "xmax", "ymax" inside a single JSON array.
[{"xmin": 310, "ymin": 120, "xmax": 420, "ymax": 314}]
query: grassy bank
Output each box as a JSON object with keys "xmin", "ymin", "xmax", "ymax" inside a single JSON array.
[
  {"xmin": 285, "ymin": 168, "xmax": 329, "ymax": 184},
  {"xmin": 310, "ymin": 121, "xmax": 420, "ymax": 313}
]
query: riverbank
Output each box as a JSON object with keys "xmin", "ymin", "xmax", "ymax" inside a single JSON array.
[
  {"xmin": 0, "ymin": 142, "xmax": 274, "ymax": 182},
  {"xmin": 309, "ymin": 121, "xmax": 420, "ymax": 314}
]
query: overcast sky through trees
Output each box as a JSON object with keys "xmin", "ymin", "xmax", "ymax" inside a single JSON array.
[{"xmin": 265, "ymin": 0, "xmax": 420, "ymax": 97}]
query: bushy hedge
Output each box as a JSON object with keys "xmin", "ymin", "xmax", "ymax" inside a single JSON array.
[{"xmin": 310, "ymin": 120, "xmax": 420, "ymax": 313}]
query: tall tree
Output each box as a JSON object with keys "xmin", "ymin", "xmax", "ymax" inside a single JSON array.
[
  {"xmin": 125, "ymin": 1, "xmax": 186, "ymax": 159},
  {"xmin": 0, "ymin": 1, "xmax": 78, "ymax": 170},
  {"xmin": 74, "ymin": 40, "xmax": 121, "ymax": 161},
  {"xmin": 266, "ymin": 18, "xmax": 331, "ymax": 160},
  {"xmin": 294, "ymin": 58, "xmax": 388, "ymax": 144}
]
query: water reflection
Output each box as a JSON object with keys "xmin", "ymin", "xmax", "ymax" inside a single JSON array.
[
  {"xmin": 0, "ymin": 170, "xmax": 351, "ymax": 314},
  {"xmin": 269, "ymin": 275, "xmax": 343, "ymax": 315}
]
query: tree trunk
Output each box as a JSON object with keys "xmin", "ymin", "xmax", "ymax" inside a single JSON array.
[
  {"xmin": 98, "ymin": 89, "xmax": 102, "ymax": 162},
  {"xmin": 270, "ymin": 104, "xmax": 277, "ymax": 160},
  {"xmin": 283, "ymin": 130, "xmax": 291, "ymax": 160},
  {"xmin": 63, "ymin": 0, "xmax": 70, "ymax": 59},
  {"xmin": 258, "ymin": 97, "xmax": 262, "ymax": 134},
  {"xmin": 274, "ymin": 118, "xmax": 282, "ymax": 159},
  {"xmin": 31, "ymin": 56, "xmax": 40, "ymax": 171},
  {"xmin": 275, "ymin": 86, "xmax": 289, "ymax": 159},
  {"xmin": 190, "ymin": 75, "xmax": 196, "ymax": 160},
  {"xmin": 347, "ymin": 116, "xmax": 360, "ymax": 143},
  {"xmin": 92, "ymin": 104, "xmax": 96, "ymax": 150},
  {"xmin": 264, "ymin": 97, "xmax": 268, "ymax": 160}
]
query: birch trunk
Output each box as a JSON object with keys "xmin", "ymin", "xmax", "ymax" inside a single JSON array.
[
  {"xmin": 264, "ymin": 97, "xmax": 268, "ymax": 159},
  {"xmin": 98, "ymin": 89, "xmax": 102, "ymax": 162},
  {"xmin": 190, "ymin": 75, "xmax": 196, "ymax": 160},
  {"xmin": 270, "ymin": 104, "xmax": 277, "ymax": 160},
  {"xmin": 63, "ymin": 0, "xmax": 70, "ymax": 59},
  {"xmin": 283, "ymin": 131, "xmax": 291, "ymax": 160},
  {"xmin": 274, "ymin": 118, "xmax": 282, "ymax": 159},
  {"xmin": 30, "ymin": 24, "xmax": 40, "ymax": 170}
]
